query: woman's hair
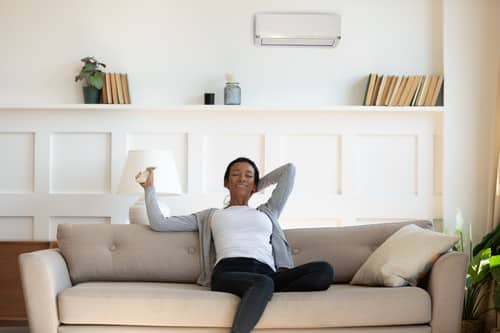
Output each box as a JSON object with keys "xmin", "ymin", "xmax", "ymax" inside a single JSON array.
[{"xmin": 224, "ymin": 157, "xmax": 260, "ymax": 189}]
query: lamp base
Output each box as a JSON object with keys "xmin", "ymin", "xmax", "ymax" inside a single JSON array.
[{"xmin": 129, "ymin": 196, "xmax": 171, "ymax": 225}]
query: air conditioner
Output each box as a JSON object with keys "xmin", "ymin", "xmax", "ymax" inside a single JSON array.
[{"xmin": 254, "ymin": 13, "xmax": 341, "ymax": 47}]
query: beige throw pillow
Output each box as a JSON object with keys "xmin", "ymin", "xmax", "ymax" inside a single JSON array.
[{"xmin": 350, "ymin": 224, "xmax": 459, "ymax": 287}]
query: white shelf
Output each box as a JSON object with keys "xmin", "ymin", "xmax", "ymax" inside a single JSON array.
[{"xmin": 0, "ymin": 104, "xmax": 444, "ymax": 113}]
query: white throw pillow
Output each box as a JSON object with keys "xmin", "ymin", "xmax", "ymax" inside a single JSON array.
[{"xmin": 350, "ymin": 224, "xmax": 459, "ymax": 287}]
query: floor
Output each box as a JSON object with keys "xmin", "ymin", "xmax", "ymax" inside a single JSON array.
[{"xmin": 0, "ymin": 328, "xmax": 29, "ymax": 333}]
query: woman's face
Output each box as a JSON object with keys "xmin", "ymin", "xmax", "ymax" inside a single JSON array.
[{"xmin": 224, "ymin": 162, "xmax": 257, "ymax": 198}]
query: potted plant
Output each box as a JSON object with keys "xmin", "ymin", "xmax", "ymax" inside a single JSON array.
[
  {"xmin": 74, "ymin": 56, "xmax": 106, "ymax": 104},
  {"xmin": 456, "ymin": 218, "xmax": 500, "ymax": 333}
]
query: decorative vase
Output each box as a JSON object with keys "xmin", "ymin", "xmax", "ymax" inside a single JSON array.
[
  {"xmin": 83, "ymin": 86, "xmax": 101, "ymax": 104},
  {"xmin": 461, "ymin": 319, "xmax": 484, "ymax": 333},
  {"xmin": 224, "ymin": 82, "xmax": 241, "ymax": 105}
]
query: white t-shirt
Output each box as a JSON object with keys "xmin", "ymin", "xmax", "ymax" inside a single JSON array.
[{"xmin": 211, "ymin": 205, "xmax": 275, "ymax": 271}]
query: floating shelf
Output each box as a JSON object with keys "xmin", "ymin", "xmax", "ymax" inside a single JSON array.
[{"xmin": 0, "ymin": 104, "xmax": 445, "ymax": 113}]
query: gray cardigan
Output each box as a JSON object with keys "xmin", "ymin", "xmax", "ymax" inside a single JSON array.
[{"xmin": 144, "ymin": 162, "xmax": 296, "ymax": 287}]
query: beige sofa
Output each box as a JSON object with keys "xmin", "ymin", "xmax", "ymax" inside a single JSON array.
[{"xmin": 19, "ymin": 220, "xmax": 466, "ymax": 333}]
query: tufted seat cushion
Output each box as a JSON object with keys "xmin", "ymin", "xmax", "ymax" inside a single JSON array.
[{"xmin": 58, "ymin": 282, "xmax": 431, "ymax": 328}]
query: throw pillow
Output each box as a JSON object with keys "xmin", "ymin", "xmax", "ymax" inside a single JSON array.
[{"xmin": 350, "ymin": 223, "xmax": 459, "ymax": 287}]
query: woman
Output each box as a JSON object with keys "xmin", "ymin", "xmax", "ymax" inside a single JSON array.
[{"xmin": 138, "ymin": 157, "xmax": 334, "ymax": 333}]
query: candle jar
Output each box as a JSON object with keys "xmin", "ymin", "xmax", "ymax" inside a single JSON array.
[{"xmin": 224, "ymin": 82, "xmax": 241, "ymax": 105}]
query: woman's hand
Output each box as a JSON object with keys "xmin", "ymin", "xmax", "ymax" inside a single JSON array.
[{"xmin": 136, "ymin": 168, "xmax": 155, "ymax": 188}]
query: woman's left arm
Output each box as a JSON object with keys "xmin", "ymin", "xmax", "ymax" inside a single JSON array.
[{"xmin": 257, "ymin": 163, "xmax": 296, "ymax": 218}]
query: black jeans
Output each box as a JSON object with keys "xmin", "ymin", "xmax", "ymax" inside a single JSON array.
[{"xmin": 210, "ymin": 257, "xmax": 334, "ymax": 333}]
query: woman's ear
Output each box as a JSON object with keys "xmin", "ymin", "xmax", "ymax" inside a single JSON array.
[{"xmin": 224, "ymin": 179, "xmax": 228, "ymax": 189}]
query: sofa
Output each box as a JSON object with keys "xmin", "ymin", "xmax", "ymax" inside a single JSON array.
[{"xmin": 19, "ymin": 219, "xmax": 466, "ymax": 333}]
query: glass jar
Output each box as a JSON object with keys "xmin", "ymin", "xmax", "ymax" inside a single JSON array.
[{"xmin": 224, "ymin": 82, "xmax": 241, "ymax": 105}]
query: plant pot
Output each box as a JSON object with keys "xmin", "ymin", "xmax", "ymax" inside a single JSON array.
[
  {"xmin": 461, "ymin": 319, "xmax": 484, "ymax": 333},
  {"xmin": 83, "ymin": 86, "xmax": 101, "ymax": 104}
]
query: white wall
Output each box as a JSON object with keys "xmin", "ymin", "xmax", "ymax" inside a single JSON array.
[
  {"xmin": 0, "ymin": 0, "xmax": 442, "ymax": 106},
  {"xmin": 443, "ymin": 0, "xmax": 500, "ymax": 243}
]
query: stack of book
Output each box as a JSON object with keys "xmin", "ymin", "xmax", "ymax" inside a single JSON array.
[
  {"xmin": 101, "ymin": 73, "xmax": 131, "ymax": 104},
  {"xmin": 362, "ymin": 74, "xmax": 443, "ymax": 106}
]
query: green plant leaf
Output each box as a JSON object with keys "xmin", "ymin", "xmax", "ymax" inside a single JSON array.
[
  {"xmin": 88, "ymin": 72, "xmax": 103, "ymax": 90},
  {"xmin": 490, "ymin": 255, "xmax": 500, "ymax": 281},
  {"xmin": 473, "ymin": 224, "xmax": 500, "ymax": 256}
]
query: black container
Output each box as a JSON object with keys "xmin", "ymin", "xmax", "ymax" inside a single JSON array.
[{"xmin": 204, "ymin": 93, "xmax": 215, "ymax": 105}]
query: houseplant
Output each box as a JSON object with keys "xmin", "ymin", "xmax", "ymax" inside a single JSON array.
[
  {"xmin": 458, "ymin": 219, "xmax": 500, "ymax": 333},
  {"xmin": 74, "ymin": 56, "xmax": 106, "ymax": 104}
]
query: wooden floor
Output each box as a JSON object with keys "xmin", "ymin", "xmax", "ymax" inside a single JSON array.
[{"xmin": 0, "ymin": 328, "xmax": 28, "ymax": 333}]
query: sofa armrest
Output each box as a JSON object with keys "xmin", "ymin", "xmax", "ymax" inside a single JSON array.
[
  {"xmin": 427, "ymin": 251, "xmax": 467, "ymax": 333},
  {"xmin": 19, "ymin": 249, "xmax": 72, "ymax": 333}
]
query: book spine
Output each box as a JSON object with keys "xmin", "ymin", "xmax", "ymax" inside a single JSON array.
[
  {"xmin": 363, "ymin": 74, "xmax": 375, "ymax": 106},
  {"xmin": 110, "ymin": 73, "xmax": 118, "ymax": 104},
  {"xmin": 105, "ymin": 73, "xmax": 112, "ymax": 104},
  {"xmin": 424, "ymin": 76, "xmax": 438, "ymax": 106},
  {"xmin": 430, "ymin": 75, "xmax": 444, "ymax": 106},
  {"xmin": 116, "ymin": 73, "xmax": 124, "ymax": 104},
  {"xmin": 388, "ymin": 76, "xmax": 402, "ymax": 106},
  {"xmin": 121, "ymin": 74, "xmax": 130, "ymax": 104}
]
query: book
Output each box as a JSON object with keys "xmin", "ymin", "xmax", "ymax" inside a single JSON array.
[
  {"xmin": 375, "ymin": 75, "xmax": 388, "ymax": 106},
  {"xmin": 120, "ymin": 74, "xmax": 129, "ymax": 104},
  {"xmin": 410, "ymin": 75, "xmax": 424, "ymax": 106},
  {"xmin": 388, "ymin": 76, "xmax": 402, "ymax": 106},
  {"xmin": 363, "ymin": 73, "xmax": 377, "ymax": 106},
  {"xmin": 102, "ymin": 73, "xmax": 109, "ymax": 104},
  {"xmin": 110, "ymin": 73, "xmax": 118, "ymax": 104},
  {"xmin": 105, "ymin": 73, "xmax": 112, "ymax": 104},
  {"xmin": 430, "ymin": 75, "xmax": 444, "ymax": 106},
  {"xmin": 416, "ymin": 75, "xmax": 431, "ymax": 106},
  {"xmin": 382, "ymin": 75, "xmax": 395, "ymax": 106},
  {"xmin": 116, "ymin": 73, "xmax": 124, "ymax": 104},
  {"xmin": 398, "ymin": 76, "xmax": 414, "ymax": 106},
  {"xmin": 124, "ymin": 74, "xmax": 131, "ymax": 104},
  {"xmin": 404, "ymin": 75, "xmax": 420, "ymax": 106},
  {"xmin": 371, "ymin": 75, "xmax": 383, "ymax": 106},
  {"xmin": 424, "ymin": 75, "xmax": 438, "ymax": 106},
  {"xmin": 395, "ymin": 76, "xmax": 407, "ymax": 105}
]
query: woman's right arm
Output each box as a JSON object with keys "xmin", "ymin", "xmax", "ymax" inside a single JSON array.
[
  {"xmin": 144, "ymin": 186, "xmax": 198, "ymax": 231},
  {"xmin": 138, "ymin": 168, "xmax": 198, "ymax": 232}
]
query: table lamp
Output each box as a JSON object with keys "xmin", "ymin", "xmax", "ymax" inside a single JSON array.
[{"xmin": 119, "ymin": 150, "xmax": 182, "ymax": 224}]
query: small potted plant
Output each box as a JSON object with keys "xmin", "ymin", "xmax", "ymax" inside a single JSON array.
[
  {"xmin": 455, "ymin": 215, "xmax": 500, "ymax": 333},
  {"xmin": 74, "ymin": 56, "xmax": 106, "ymax": 104}
]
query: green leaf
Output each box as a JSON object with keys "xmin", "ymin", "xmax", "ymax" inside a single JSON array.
[
  {"xmin": 88, "ymin": 72, "xmax": 103, "ymax": 89},
  {"xmin": 490, "ymin": 255, "xmax": 500, "ymax": 281},
  {"xmin": 473, "ymin": 224, "xmax": 500, "ymax": 256}
]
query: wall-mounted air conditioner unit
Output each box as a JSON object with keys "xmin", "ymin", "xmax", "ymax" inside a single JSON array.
[{"xmin": 254, "ymin": 13, "xmax": 341, "ymax": 47}]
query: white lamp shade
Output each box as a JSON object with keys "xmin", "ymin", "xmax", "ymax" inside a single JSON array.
[{"xmin": 119, "ymin": 150, "xmax": 182, "ymax": 195}]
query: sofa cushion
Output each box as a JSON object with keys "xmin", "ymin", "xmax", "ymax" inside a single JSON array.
[
  {"xmin": 57, "ymin": 224, "xmax": 201, "ymax": 284},
  {"xmin": 285, "ymin": 220, "xmax": 433, "ymax": 283},
  {"xmin": 350, "ymin": 224, "xmax": 459, "ymax": 287},
  {"xmin": 58, "ymin": 282, "xmax": 431, "ymax": 328}
]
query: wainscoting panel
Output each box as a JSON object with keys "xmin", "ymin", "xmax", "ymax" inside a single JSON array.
[
  {"xmin": 0, "ymin": 106, "xmax": 443, "ymax": 239},
  {"xmin": 0, "ymin": 217, "xmax": 33, "ymax": 241},
  {"xmin": 280, "ymin": 134, "xmax": 341, "ymax": 196},
  {"xmin": 355, "ymin": 134, "xmax": 417, "ymax": 197},
  {"xmin": 0, "ymin": 133, "xmax": 34, "ymax": 193},
  {"xmin": 50, "ymin": 132, "xmax": 111, "ymax": 193}
]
